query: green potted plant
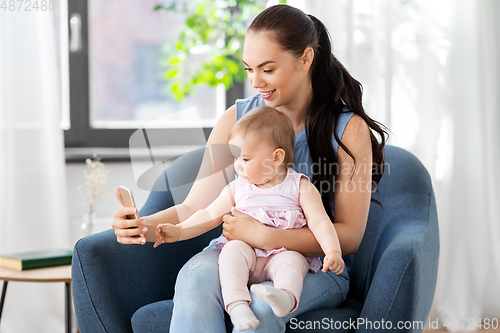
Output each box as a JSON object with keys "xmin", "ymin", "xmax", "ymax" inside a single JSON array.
[{"xmin": 155, "ymin": 0, "xmax": 268, "ymax": 100}]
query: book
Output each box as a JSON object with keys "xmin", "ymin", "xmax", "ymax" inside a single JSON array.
[{"xmin": 0, "ymin": 249, "xmax": 73, "ymax": 271}]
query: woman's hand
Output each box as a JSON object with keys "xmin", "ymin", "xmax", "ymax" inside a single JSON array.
[
  {"xmin": 222, "ymin": 208, "xmax": 269, "ymax": 249},
  {"xmin": 111, "ymin": 187, "xmax": 148, "ymax": 245}
]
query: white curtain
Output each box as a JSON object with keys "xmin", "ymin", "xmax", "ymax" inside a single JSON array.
[
  {"xmin": 293, "ymin": 0, "xmax": 500, "ymax": 330},
  {"xmin": 435, "ymin": 0, "xmax": 500, "ymax": 328},
  {"xmin": 0, "ymin": 6, "xmax": 69, "ymax": 333}
]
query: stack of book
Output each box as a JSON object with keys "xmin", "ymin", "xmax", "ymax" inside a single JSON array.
[{"xmin": 0, "ymin": 249, "xmax": 73, "ymax": 271}]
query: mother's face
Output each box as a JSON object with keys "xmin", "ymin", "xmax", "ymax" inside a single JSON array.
[{"xmin": 242, "ymin": 31, "xmax": 313, "ymax": 110}]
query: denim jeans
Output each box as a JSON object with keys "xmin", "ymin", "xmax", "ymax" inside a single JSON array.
[{"xmin": 170, "ymin": 247, "xmax": 346, "ymax": 333}]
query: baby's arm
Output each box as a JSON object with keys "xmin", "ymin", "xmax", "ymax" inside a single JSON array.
[
  {"xmin": 299, "ymin": 177, "xmax": 345, "ymax": 274},
  {"xmin": 154, "ymin": 180, "xmax": 236, "ymax": 247}
]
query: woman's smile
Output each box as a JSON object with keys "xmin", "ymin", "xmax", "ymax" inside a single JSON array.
[{"xmin": 259, "ymin": 89, "xmax": 276, "ymax": 99}]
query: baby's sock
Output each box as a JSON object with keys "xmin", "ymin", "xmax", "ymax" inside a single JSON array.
[
  {"xmin": 227, "ymin": 301, "xmax": 260, "ymax": 331},
  {"xmin": 250, "ymin": 284, "xmax": 295, "ymax": 317}
]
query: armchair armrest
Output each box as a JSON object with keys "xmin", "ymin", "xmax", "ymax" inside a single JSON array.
[
  {"xmin": 73, "ymin": 147, "xmax": 211, "ymax": 332},
  {"xmin": 72, "ymin": 226, "xmax": 222, "ymax": 333},
  {"xmin": 357, "ymin": 194, "xmax": 439, "ymax": 332}
]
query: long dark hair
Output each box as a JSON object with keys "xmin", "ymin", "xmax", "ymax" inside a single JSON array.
[{"xmin": 249, "ymin": 5, "xmax": 388, "ymax": 219}]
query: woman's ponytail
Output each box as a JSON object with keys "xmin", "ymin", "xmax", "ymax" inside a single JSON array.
[{"xmin": 308, "ymin": 13, "xmax": 388, "ymax": 189}]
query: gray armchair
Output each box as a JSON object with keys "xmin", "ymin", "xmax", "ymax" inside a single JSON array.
[{"xmin": 72, "ymin": 145, "xmax": 439, "ymax": 332}]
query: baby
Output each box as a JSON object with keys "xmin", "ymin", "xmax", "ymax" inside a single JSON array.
[{"xmin": 154, "ymin": 106, "xmax": 344, "ymax": 331}]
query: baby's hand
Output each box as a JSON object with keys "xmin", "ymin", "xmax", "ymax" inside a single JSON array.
[
  {"xmin": 153, "ymin": 223, "xmax": 181, "ymax": 248},
  {"xmin": 322, "ymin": 250, "xmax": 344, "ymax": 274}
]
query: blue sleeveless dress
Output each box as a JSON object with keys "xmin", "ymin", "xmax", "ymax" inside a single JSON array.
[{"xmin": 209, "ymin": 94, "xmax": 353, "ymax": 300}]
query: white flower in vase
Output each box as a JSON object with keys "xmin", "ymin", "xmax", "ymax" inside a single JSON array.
[{"xmin": 78, "ymin": 155, "xmax": 110, "ymax": 236}]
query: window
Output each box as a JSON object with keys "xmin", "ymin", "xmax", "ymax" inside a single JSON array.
[{"xmin": 64, "ymin": 0, "xmax": 244, "ymax": 158}]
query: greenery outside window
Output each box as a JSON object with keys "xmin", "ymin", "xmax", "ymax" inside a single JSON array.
[{"xmin": 64, "ymin": 0, "xmax": 265, "ymax": 161}]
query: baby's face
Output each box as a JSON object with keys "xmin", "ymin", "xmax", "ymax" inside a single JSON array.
[{"xmin": 229, "ymin": 132, "xmax": 278, "ymax": 186}]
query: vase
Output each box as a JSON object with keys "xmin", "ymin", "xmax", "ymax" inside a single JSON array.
[{"xmin": 82, "ymin": 211, "xmax": 97, "ymax": 237}]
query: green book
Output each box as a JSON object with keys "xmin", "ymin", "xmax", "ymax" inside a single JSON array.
[{"xmin": 0, "ymin": 249, "xmax": 73, "ymax": 271}]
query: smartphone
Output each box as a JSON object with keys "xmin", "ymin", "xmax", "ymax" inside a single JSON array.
[
  {"xmin": 118, "ymin": 186, "xmax": 139, "ymax": 219},
  {"xmin": 118, "ymin": 186, "xmax": 144, "ymax": 241}
]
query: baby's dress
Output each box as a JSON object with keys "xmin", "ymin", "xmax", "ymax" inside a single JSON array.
[{"xmin": 214, "ymin": 168, "xmax": 322, "ymax": 272}]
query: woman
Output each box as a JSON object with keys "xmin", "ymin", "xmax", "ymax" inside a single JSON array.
[{"xmin": 112, "ymin": 4, "xmax": 386, "ymax": 332}]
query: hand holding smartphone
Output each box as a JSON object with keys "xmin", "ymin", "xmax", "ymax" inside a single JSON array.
[{"xmin": 117, "ymin": 186, "xmax": 145, "ymax": 243}]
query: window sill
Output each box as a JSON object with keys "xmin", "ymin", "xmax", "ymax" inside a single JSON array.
[{"xmin": 65, "ymin": 146, "xmax": 203, "ymax": 163}]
